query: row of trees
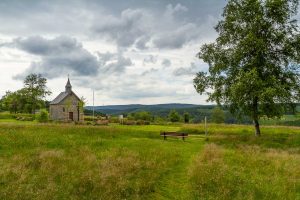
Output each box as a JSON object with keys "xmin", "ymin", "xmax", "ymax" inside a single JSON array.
[
  {"xmin": 0, "ymin": 74, "xmax": 51, "ymax": 113},
  {"xmin": 125, "ymin": 107, "xmax": 226, "ymax": 124}
]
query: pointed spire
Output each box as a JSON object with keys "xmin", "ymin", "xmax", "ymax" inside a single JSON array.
[{"xmin": 65, "ymin": 76, "xmax": 72, "ymax": 93}]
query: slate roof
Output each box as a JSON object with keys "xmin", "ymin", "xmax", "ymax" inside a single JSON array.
[
  {"xmin": 50, "ymin": 92, "xmax": 69, "ymax": 105},
  {"xmin": 50, "ymin": 91, "xmax": 82, "ymax": 105}
]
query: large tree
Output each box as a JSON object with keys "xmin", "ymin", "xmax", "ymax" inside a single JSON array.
[
  {"xmin": 23, "ymin": 74, "xmax": 51, "ymax": 114},
  {"xmin": 194, "ymin": 0, "xmax": 300, "ymax": 135}
]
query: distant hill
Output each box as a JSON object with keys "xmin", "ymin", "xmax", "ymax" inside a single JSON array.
[
  {"xmin": 85, "ymin": 103, "xmax": 215, "ymax": 116},
  {"xmin": 84, "ymin": 103, "xmax": 299, "ymax": 124}
]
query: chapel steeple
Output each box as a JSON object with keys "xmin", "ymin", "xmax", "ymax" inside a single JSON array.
[{"xmin": 65, "ymin": 76, "xmax": 72, "ymax": 93}]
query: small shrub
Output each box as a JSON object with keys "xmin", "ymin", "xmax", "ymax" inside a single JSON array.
[
  {"xmin": 109, "ymin": 116, "xmax": 119, "ymax": 123},
  {"xmin": 37, "ymin": 109, "xmax": 49, "ymax": 123}
]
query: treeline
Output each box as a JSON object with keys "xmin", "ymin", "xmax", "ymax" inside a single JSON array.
[
  {"xmin": 0, "ymin": 74, "xmax": 51, "ymax": 113},
  {"xmin": 86, "ymin": 107, "xmax": 236, "ymax": 124}
]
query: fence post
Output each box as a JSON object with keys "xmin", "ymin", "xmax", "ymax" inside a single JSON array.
[{"xmin": 205, "ymin": 116, "xmax": 207, "ymax": 136}]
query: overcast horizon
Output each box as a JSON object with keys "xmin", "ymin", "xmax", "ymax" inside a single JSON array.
[{"xmin": 2, "ymin": 0, "xmax": 296, "ymax": 106}]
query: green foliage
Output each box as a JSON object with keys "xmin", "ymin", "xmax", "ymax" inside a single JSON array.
[
  {"xmin": 0, "ymin": 74, "xmax": 51, "ymax": 114},
  {"xmin": 183, "ymin": 112, "xmax": 190, "ymax": 123},
  {"xmin": 128, "ymin": 111, "xmax": 153, "ymax": 121},
  {"xmin": 36, "ymin": 109, "xmax": 49, "ymax": 122},
  {"xmin": 24, "ymin": 74, "xmax": 51, "ymax": 113},
  {"xmin": 194, "ymin": 0, "xmax": 300, "ymax": 135},
  {"xmin": 83, "ymin": 109, "xmax": 105, "ymax": 117},
  {"xmin": 169, "ymin": 109, "xmax": 180, "ymax": 122},
  {"xmin": 78, "ymin": 96, "xmax": 86, "ymax": 112},
  {"xmin": 211, "ymin": 107, "xmax": 225, "ymax": 124}
]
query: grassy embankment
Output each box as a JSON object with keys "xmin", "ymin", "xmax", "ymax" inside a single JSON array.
[{"xmin": 0, "ymin": 121, "xmax": 299, "ymax": 199}]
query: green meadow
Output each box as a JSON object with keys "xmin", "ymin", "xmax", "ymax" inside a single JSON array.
[{"xmin": 0, "ymin": 122, "xmax": 299, "ymax": 200}]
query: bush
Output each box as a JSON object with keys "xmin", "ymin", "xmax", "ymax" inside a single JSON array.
[
  {"xmin": 37, "ymin": 109, "xmax": 49, "ymax": 122},
  {"xmin": 184, "ymin": 112, "xmax": 190, "ymax": 123},
  {"xmin": 109, "ymin": 116, "xmax": 120, "ymax": 123},
  {"xmin": 169, "ymin": 110, "xmax": 180, "ymax": 122},
  {"xmin": 211, "ymin": 107, "xmax": 225, "ymax": 123}
]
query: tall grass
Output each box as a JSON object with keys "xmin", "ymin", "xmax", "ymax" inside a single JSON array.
[
  {"xmin": 0, "ymin": 123, "xmax": 299, "ymax": 199},
  {"xmin": 189, "ymin": 144, "xmax": 300, "ymax": 200},
  {"xmin": 0, "ymin": 124, "xmax": 199, "ymax": 199}
]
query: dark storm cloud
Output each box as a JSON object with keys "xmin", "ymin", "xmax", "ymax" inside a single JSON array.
[
  {"xmin": 13, "ymin": 36, "xmax": 82, "ymax": 56},
  {"xmin": 92, "ymin": 8, "xmax": 151, "ymax": 48},
  {"xmin": 97, "ymin": 51, "xmax": 133, "ymax": 74},
  {"xmin": 152, "ymin": 23, "xmax": 200, "ymax": 49},
  {"xmin": 11, "ymin": 36, "xmax": 99, "ymax": 79},
  {"xmin": 0, "ymin": 1, "xmax": 226, "ymax": 49},
  {"xmin": 4, "ymin": 36, "xmax": 133, "ymax": 79},
  {"xmin": 135, "ymin": 35, "xmax": 151, "ymax": 50},
  {"xmin": 90, "ymin": 2, "xmax": 225, "ymax": 50}
]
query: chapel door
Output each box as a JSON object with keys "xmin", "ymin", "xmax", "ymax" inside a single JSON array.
[{"xmin": 69, "ymin": 112, "xmax": 73, "ymax": 121}]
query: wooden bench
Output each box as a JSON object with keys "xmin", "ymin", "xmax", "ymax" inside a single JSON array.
[{"xmin": 160, "ymin": 132, "xmax": 188, "ymax": 141}]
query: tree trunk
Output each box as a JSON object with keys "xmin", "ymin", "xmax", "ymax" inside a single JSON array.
[
  {"xmin": 253, "ymin": 97, "xmax": 261, "ymax": 136},
  {"xmin": 254, "ymin": 118, "xmax": 261, "ymax": 136}
]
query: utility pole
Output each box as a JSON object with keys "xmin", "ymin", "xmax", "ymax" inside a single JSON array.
[{"xmin": 93, "ymin": 89, "xmax": 95, "ymax": 122}]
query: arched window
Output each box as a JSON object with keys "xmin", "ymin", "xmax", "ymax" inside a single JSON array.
[{"xmin": 63, "ymin": 107, "xmax": 65, "ymax": 112}]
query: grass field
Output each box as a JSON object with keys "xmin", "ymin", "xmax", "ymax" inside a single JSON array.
[{"xmin": 0, "ymin": 121, "xmax": 299, "ymax": 199}]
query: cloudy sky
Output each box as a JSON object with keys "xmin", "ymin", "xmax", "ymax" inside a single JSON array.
[{"xmin": 0, "ymin": 0, "xmax": 228, "ymax": 105}]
